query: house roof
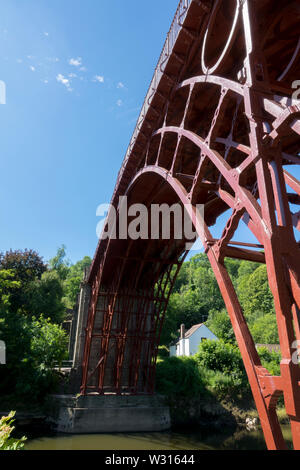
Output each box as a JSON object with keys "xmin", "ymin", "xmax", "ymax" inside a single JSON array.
[
  {"xmin": 169, "ymin": 323, "xmax": 210, "ymax": 346},
  {"xmin": 184, "ymin": 323, "xmax": 204, "ymax": 338}
]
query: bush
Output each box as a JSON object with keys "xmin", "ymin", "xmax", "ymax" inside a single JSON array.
[
  {"xmin": 156, "ymin": 356, "xmax": 206, "ymax": 397},
  {"xmin": 195, "ymin": 340, "xmax": 244, "ymax": 375},
  {"xmin": 0, "ymin": 250, "xmax": 46, "ymax": 314},
  {"xmin": 157, "ymin": 345, "xmax": 169, "ymax": 359},
  {"xmin": 200, "ymin": 369, "xmax": 240, "ymax": 399},
  {"xmin": 0, "ymin": 412, "xmax": 26, "ymax": 450},
  {"xmin": 257, "ymin": 347, "xmax": 281, "ymax": 376},
  {"xmin": 0, "ymin": 312, "xmax": 68, "ymax": 401},
  {"xmin": 25, "ymin": 271, "xmax": 65, "ymax": 324},
  {"xmin": 206, "ymin": 310, "xmax": 236, "ymax": 345},
  {"xmin": 238, "ymin": 265, "xmax": 275, "ymax": 322},
  {"xmin": 200, "ymin": 368, "xmax": 248, "ymax": 400},
  {"xmin": 195, "ymin": 340, "xmax": 250, "ymax": 399},
  {"xmin": 250, "ymin": 314, "xmax": 279, "ymax": 344},
  {"xmin": 29, "ymin": 316, "xmax": 68, "ymax": 369}
]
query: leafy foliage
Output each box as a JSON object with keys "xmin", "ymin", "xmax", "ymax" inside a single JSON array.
[
  {"xmin": 0, "ymin": 412, "xmax": 26, "ymax": 450},
  {"xmin": 0, "ymin": 244, "xmax": 279, "ymax": 407},
  {"xmin": 0, "ymin": 246, "xmax": 90, "ymax": 404},
  {"xmin": 206, "ymin": 309, "xmax": 235, "ymax": 344},
  {"xmin": 238, "ymin": 265, "xmax": 275, "ymax": 321},
  {"xmin": 48, "ymin": 245, "xmax": 70, "ymax": 281},
  {"xmin": 48, "ymin": 246, "xmax": 91, "ymax": 308},
  {"xmin": 63, "ymin": 256, "xmax": 92, "ymax": 308},
  {"xmin": 195, "ymin": 339, "xmax": 244, "ymax": 375},
  {"xmin": 160, "ymin": 254, "xmax": 278, "ymax": 348},
  {"xmin": 156, "ymin": 340, "xmax": 251, "ymax": 401},
  {"xmin": 195, "ymin": 340, "xmax": 250, "ymax": 399},
  {"xmin": 156, "ymin": 356, "xmax": 207, "ymax": 397},
  {"xmin": 0, "ymin": 270, "xmax": 21, "ymax": 314},
  {"xmin": 257, "ymin": 346, "xmax": 281, "ymax": 376},
  {"xmin": 0, "ymin": 310, "xmax": 68, "ymax": 400},
  {"xmin": 0, "ymin": 250, "xmax": 47, "ymax": 314},
  {"xmin": 30, "ymin": 316, "xmax": 68, "ymax": 369},
  {"xmin": 250, "ymin": 313, "xmax": 279, "ymax": 344},
  {"xmin": 160, "ymin": 254, "xmax": 225, "ymax": 345},
  {"xmin": 25, "ymin": 271, "xmax": 65, "ymax": 323},
  {"xmin": 0, "ymin": 249, "xmax": 46, "ymax": 283},
  {"xmin": 157, "ymin": 345, "xmax": 169, "ymax": 359}
]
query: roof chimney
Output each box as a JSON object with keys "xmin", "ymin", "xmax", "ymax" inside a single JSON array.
[{"xmin": 180, "ymin": 324, "xmax": 185, "ymax": 340}]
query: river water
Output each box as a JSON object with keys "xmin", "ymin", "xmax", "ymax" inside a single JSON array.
[{"xmin": 25, "ymin": 426, "xmax": 293, "ymax": 450}]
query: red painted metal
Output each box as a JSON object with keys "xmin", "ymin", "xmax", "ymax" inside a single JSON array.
[{"xmin": 81, "ymin": 0, "xmax": 300, "ymax": 450}]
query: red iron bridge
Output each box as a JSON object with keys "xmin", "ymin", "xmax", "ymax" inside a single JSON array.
[{"xmin": 76, "ymin": 0, "xmax": 300, "ymax": 450}]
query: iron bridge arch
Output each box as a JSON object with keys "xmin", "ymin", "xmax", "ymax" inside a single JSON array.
[{"xmin": 79, "ymin": 0, "xmax": 300, "ymax": 450}]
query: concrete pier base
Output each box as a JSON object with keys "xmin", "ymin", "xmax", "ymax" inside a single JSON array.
[{"xmin": 47, "ymin": 394, "xmax": 171, "ymax": 434}]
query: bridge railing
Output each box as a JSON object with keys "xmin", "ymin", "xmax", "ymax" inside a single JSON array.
[{"xmin": 112, "ymin": 0, "xmax": 194, "ymax": 201}]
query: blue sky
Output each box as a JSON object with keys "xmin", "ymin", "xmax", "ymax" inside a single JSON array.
[
  {"xmin": 0, "ymin": 0, "xmax": 298, "ymax": 266},
  {"xmin": 0, "ymin": 0, "xmax": 178, "ymax": 264}
]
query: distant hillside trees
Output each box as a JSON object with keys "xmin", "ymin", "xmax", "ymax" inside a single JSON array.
[
  {"xmin": 48, "ymin": 245, "xmax": 92, "ymax": 308},
  {"xmin": 0, "ymin": 247, "xmax": 91, "ymax": 403},
  {"xmin": 160, "ymin": 253, "xmax": 279, "ymax": 347}
]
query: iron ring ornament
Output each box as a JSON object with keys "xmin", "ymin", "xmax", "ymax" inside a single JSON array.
[
  {"xmin": 201, "ymin": 0, "xmax": 241, "ymax": 75},
  {"xmin": 277, "ymin": 37, "xmax": 300, "ymax": 82}
]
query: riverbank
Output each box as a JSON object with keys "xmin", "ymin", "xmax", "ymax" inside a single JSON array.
[
  {"xmin": 1, "ymin": 392, "xmax": 289, "ymax": 440},
  {"xmin": 166, "ymin": 393, "xmax": 289, "ymax": 431},
  {"xmin": 163, "ymin": 394, "xmax": 256, "ymax": 431}
]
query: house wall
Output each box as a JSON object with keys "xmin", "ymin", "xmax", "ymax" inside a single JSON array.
[
  {"xmin": 169, "ymin": 325, "xmax": 218, "ymax": 358},
  {"xmin": 177, "ymin": 338, "xmax": 189, "ymax": 356},
  {"xmin": 189, "ymin": 325, "xmax": 218, "ymax": 356}
]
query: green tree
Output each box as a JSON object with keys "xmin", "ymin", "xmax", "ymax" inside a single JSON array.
[
  {"xmin": 0, "ymin": 270, "xmax": 20, "ymax": 313},
  {"xmin": 195, "ymin": 339, "xmax": 250, "ymax": 398},
  {"xmin": 0, "ymin": 254, "xmax": 65, "ymax": 323},
  {"xmin": 237, "ymin": 260, "xmax": 260, "ymax": 280},
  {"xmin": 206, "ymin": 309, "xmax": 236, "ymax": 344},
  {"xmin": 160, "ymin": 253, "xmax": 225, "ymax": 346},
  {"xmin": 30, "ymin": 317, "xmax": 68, "ymax": 369},
  {"xmin": 224, "ymin": 258, "xmax": 242, "ymax": 286},
  {"xmin": 156, "ymin": 356, "xmax": 206, "ymax": 397},
  {"xmin": 0, "ymin": 250, "xmax": 46, "ymax": 283},
  {"xmin": 160, "ymin": 294, "xmax": 183, "ymax": 346},
  {"xmin": 48, "ymin": 245, "xmax": 70, "ymax": 281},
  {"xmin": 161, "ymin": 253, "xmax": 277, "ymax": 348},
  {"xmin": 63, "ymin": 256, "xmax": 91, "ymax": 308},
  {"xmin": 0, "ymin": 267, "xmax": 68, "ymax": 400},
  {"xmin": 0, "ymin": 250, "xmax": 47, "ymax": 313},
  {"xmin": 0, "ymin": 310, "xmax": 68, "ymax": 400},
  {"xmin": 251, "ymin": 313, "xmax": 279, "ymax": 344},
  {"xmin": 0, "ymin": 310, "xmax": 33, "ymax": 394},
  {"xmin": 195, "ymin": 339, "xmax": 244, "ymax": 375},
  {"xmin": 257, "ymin": 346, "xmax": 281, "ymax": 376},
  {"xmin": 238, "ymin": 265, "xmax": 275, "ymax": 322},
  {"xmin": 25, "ymin": 271, "xmax": 65, "ymax": 323}
]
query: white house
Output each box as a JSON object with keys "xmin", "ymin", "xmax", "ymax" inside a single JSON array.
[{"xmin": 169, "ymin": 323, "xmax": 218, "ymax": 357}]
